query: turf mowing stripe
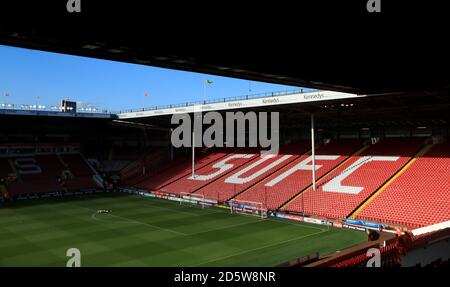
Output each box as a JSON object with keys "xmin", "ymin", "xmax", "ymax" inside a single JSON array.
[
  {"xmin": 1, "ymin": 202, "xmax": 186, "ymax": 266},
  {"xmin": 187, "ymin": 217, "xmax": 264, "ymax": 235},
  {"xmin": 0, "ymin": 204, "xmax": 136, "ymax": 263},
  {"xmin": 95, "ymin": 212, "xmax": 188, "ymax": 236},
  {"xmin": 60, "ymin": 198, "xmax": 228, "ymax": 235},
  {"xmin": 0, "ymin": 194, "xmax": 367, "ymax": 266},
  {"xmin": 190, "ymin": 228, "xmax": 328, "ymax": 267},
  {"xmin": 66, "ymin": 202, "xmax": 188, "ymax": 236},
  {"xmin": 91, "ymin": 212, "xmax": 143, "ymax": 224},
  {"xmin": 67, "ymin": 198, "xmax": 317, "ymax": 242},
  {"xmin": 187, "ymin": 216, "xmax": 327, "ymax": 236}
]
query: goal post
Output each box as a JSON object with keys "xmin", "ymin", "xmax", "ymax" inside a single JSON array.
[
  {"xmin": 179, "ymin": 192, "xmax": 206, "ymax": 208},
  {"xmin": 229, "ymin": 199, "xmax": 268, "ymax": 219}
]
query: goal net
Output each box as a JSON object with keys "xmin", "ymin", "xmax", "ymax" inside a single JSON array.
[
  {"xmin": 179, "ymin": 192, "xmax": 208, "ymax": 208},
  {"xmin": 229, "ymin": 199, "xmax": 267, "ymax": 219}
]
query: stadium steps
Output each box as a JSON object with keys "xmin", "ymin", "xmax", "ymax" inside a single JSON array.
[
  {"xmin": 56, "ymin": 153, "xmax": 68, "ymax": 168},
  {"xmin": 58, "ymin": 153, "xmax": 104, "ymax": 189},
  {"xmin": 223, "ymin": 150, "xmax": 311, "ymax": 202},
  {"xmin": 8, "ymin": 159, "xmax": 23, "ymax": 183},
  {"xmin": 278, "ymin": 144, "xmax": 370, "ymax": 211},
  {"xmin": 78, "ymin": 153, "xmax": 105, "ymax": 188},
  {"xmin": 79, "ymin": 153, "xmax": 101, "ymax": 176},
  {"xmin": 348, "ymin": 144, "xmax": 433, "ymax": 220}
]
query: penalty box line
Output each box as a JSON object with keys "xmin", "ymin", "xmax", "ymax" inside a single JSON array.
[{"xmin": 92, "ymin": 211, "xmax": 187, "ymax": 236}]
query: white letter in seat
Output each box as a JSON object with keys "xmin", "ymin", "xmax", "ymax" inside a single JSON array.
[
  {"xmin": 322, "ymin": 156, "xmax": 399, "ymax": 194},
  {"xmin": 265, "ymin": 155, "xmax": 339, "ymax": 187},
  {"xmin": 225, "ymin": 154, "xmax": 292, "ymax": 185},
  {"xmin": 189, "ymin": 154, "xmax": 254, "ymax": 181}
]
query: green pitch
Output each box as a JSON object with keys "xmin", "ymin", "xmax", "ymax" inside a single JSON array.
[{"xmin": 0, "ymin": 193, "xmax": 366, "ymax": 267}]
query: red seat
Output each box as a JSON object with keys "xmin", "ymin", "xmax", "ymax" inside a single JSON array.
[
  {"xmin": 135, "ymin": 148, "xmax": 232, "ymax": 191},
  {"xmin": 357, "ymin": 143, "xmax": 450, "ymax": 227},
  {"xmin": 8, "ymin": 155, "xmax": 63, "ymax": 195},
  {"xmin": 236, "ymin": 139, "xmax": 363, "ymax": 210},
  {"xmin": 284, "ymin": 138, "xmax": 424, "ymax": 219},
  {"xmin": 194, "ymin": 142, "xmax": 310, "ymax": 202},
  {"xmin": 159, "ymin": 151, "xmax": 259, "ymax": 195}
]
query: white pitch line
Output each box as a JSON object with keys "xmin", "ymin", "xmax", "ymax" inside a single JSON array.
[
  {"xmin": 65, "ymin": 199, "xmax": 328, "ymax": 244},
  {"xmin": 189, "ymin": 229, "xmax": 328, "ymax": 267},
  {"xmin": 91, "ymin": 212, "xmax": 135, "ymax": 224},
  {"xmin": 265, "ymin": 218, "xmax": 327, "ymax": 231},
  {"xmin": 136, "ymin": 200, "xmax": 223, "ymax": 216},
  {"xmin": 99, "ymin": 212, "xmax": 188, "ymax": 236}
]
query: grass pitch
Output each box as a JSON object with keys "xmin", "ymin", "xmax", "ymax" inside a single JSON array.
[{"xmin": 0, "ymin": 193, "xmax": 366, "ymax": 266}]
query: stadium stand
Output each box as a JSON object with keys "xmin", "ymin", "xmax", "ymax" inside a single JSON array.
[
  {"xmin": 2, "ymin": 153, "xmax": 100, "ymax": 196},
  {"xmin": 61, "ymin": 154, "xmax": 94, "ymax": 176},
  {"xmin": 283, "ymin": 138, "xmax": 425, "ymax": 219},
  {"xmin": 314, "ymin": 226, "xmax": 450, "ymax": 267},
  {"xmin": 7, "ymin": 155, "xmax": 62, "ymax": 195},
  {"xmin": 122, "ymin": 136, "xmax": 447, "ymax": 228},
  {"xmin": 60, "ymin": 153, "xmax": 99, "ymax": 190},
  {"xmin": 121, "ymin": 136, "xmax": 446, "ymax": 228},
  {"xmin": 233, "ymin": 139, "xmax": 363, "ymax": 210},
  {"xmin": 193, "ymin": 141, "xmax": 311, "ymax": 202},
  {"xmin": 328, "ymin": 241, "xmax": 399, "ymax": 267},
  {"xmin": 286, "ymin": 139, "xmax": 423, "ymax": 218},
  {"xmin": 356, "ymin": 142, "xmax": 450, "ymax": 227},
  {"xmin": 120, "ymin": 147, "xmax": 167, "ymax": 185},
  {"xmin": 158, "ymin": 149, "xmax": 259, "ymax": 195}
]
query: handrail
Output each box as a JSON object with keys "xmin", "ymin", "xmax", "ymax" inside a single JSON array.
[
  {"xmin": 0, "ymin": 88, "xmax": 318, "ymax": 115},
  {"xmin": 0, "ymin": 105, "xmax": 111, "ymax": 114}
]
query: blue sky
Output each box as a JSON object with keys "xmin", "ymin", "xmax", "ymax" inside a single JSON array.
[{"xmin": 0, "ymin": 45, "xmax": 304, "ymax": 112}]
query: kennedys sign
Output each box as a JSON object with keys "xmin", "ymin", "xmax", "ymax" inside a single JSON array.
[{"xmin": 118, "ymin": 90, "xmax": 361, "ymax": 119}]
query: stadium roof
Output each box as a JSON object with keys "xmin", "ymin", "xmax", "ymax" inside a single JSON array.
[
  {"xmin": 1, "ymin": 90, "xmax": 448, "ymax": 133},
  {"xmin": 116, "ymin": 90, "xmax": 361, "ymax": 119},
  {"xmin": 122, "ymin": 91, "xmax": 450, "ymax": 129},
  {"xmin": 0, "ymin": 2, "xmax": 449, "ymax": 96}
]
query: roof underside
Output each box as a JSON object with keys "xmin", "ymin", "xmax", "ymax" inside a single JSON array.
[{"xmin": 0, "ymin": 2, "xmax": 449, "ymax": 95}]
